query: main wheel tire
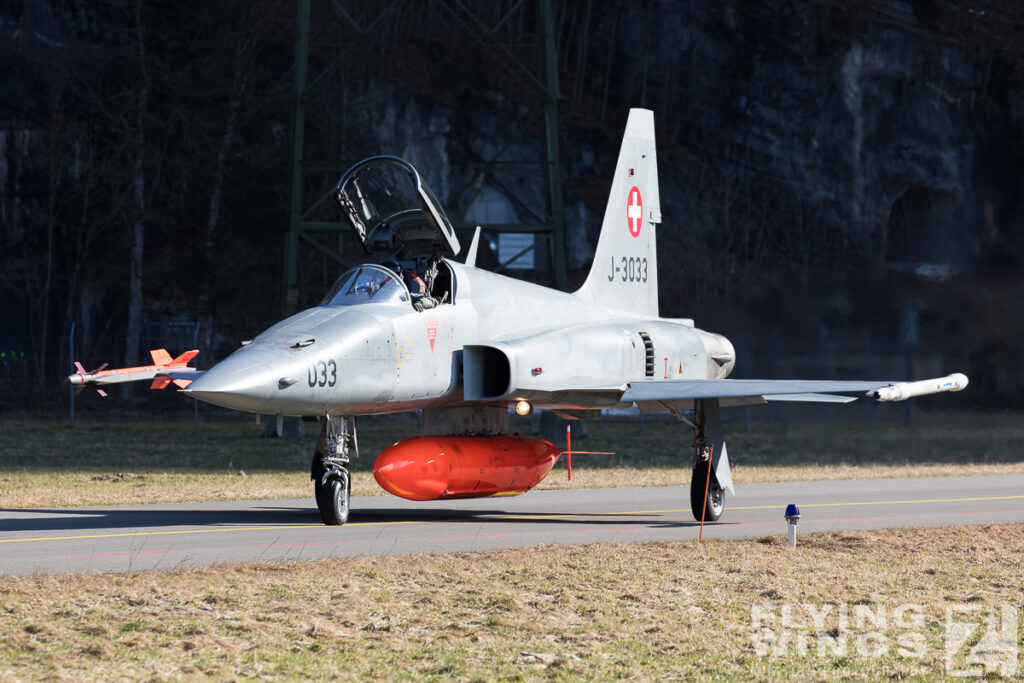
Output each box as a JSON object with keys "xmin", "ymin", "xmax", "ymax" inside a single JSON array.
[
  {"xmin": 318, "ymin": 473, "xmax": 351, "ymax": 525},
  {"xmin": 690, "ymin": 460, "xmax": 725, "ymax": 522},
  {"xmin": 314, "ymin": 476, "xmax": 326, "ymax": 511}
]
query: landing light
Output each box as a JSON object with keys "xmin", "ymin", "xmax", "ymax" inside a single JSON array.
[{"xmin": 514, "ymin": 399, "xmax": 532, "ymax": 416}]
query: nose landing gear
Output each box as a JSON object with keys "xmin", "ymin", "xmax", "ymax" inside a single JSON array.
[
  {"xmin": 312, "ymin": 415, "xmax": 357, "ymax": 525},
  {"xmin": 317, "ymin": 469, "xmax": 351, "ymax": 525}
]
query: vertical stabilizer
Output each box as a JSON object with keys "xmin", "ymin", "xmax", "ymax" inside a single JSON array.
[{"xmin": 574, "ymin": 108, "xmax": 660, "ymax": 316}]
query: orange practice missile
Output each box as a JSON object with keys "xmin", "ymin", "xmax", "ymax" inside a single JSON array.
[{"xmin": 66, "ymin": 349, "xmax": 200, "ymax": 396}]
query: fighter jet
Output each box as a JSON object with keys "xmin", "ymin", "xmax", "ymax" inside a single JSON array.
[{"xmin": 69, "ymin": 109, "xmax": 968, "ymax": 525}]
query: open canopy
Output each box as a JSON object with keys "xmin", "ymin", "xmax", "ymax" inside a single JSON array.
[{"xmin": 333, "ymin": 156, "xmax": 460, "ymax": 258}]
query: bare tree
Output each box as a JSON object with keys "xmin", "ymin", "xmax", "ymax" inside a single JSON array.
[
  {"xmin": 197, "ymin": 1, "xmax": 288, "ymax": 352},
  {"xmin": 123, "ymin": 0, "xmax": 149, "ymax": 390}
]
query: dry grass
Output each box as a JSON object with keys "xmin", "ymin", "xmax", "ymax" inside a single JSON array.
[
  {"xmin": 1, "ymin": 409, "xmax": 1022, "ymax": 508},
  {"xmin": 0, "ymin": 524, "xmax": 1021, "ymax": 680}
]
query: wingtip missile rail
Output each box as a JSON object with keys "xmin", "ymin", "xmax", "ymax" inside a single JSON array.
[
  {"xmin": 868, "ymin": 373, "xmax": 969, "ymax": 402},
  {"xmin": 65, "ymin": 349, "xmax": 203, "ymax": 396}
]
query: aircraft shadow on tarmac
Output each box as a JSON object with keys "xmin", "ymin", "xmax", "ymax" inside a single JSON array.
[{"xmin": 0, "ymin": 505, "xmax": 698, "ymax": 534}]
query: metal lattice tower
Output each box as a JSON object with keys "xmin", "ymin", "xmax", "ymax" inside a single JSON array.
[{"xmin": 283, "ymin": 0, "xmax": 565, "ymax": 314}]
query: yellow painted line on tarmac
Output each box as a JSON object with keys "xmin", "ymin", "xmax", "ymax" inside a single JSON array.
[
  {"xmin": 498, "ymin": 494, "xmax": 1024, "ymax": 519},
  {"xmin": 501, "ymin": 510, "xmax": 683, "ymax": 520},
  {"xmin": 0, "ymin": 520, "xmax": 423, "ymax": 545},
  {"xmin": 2, "ymin": 494, "xmax": 1022, "ymax": 546},
  {"xmin": 729, "ymin": 494, "xmax": 1024, "ymax": 511}
]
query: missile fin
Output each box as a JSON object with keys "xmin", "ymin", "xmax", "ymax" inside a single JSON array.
[
  {"xmin": 171, "ymin": 349, "xmax": 200, "ymax": 366},
  {"xmin": 150, "ymin": 349, "xmax": 173, "ymax": 365}
]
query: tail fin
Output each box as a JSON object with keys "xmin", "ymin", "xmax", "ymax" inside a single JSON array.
[
  {"xmin": 150, "ymin": 349, "xmax": 173, "ymax": 365},
  {"xmin": 574, "ymin": 108, "xmax": 661, "ymax": 316},
  {"xmin": 171, "ymin": 349, "xmax": 200, "ymax": 366}
]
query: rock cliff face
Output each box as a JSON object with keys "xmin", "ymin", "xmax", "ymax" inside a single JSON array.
[
  {"xmin": 2, "ymin": 0, "xmax": 1023, "ymax": 401},
  {"xmin": 658, "ymin": 1, "xmax": 1002, "ymax": 267},
  {"xmin": 602, "ymin": 0, "xmax": 1021, "ymax": 396},
  {"xmin": 331, "ymin": 1, "xmax": 1024, "ymax": 396},
  {"xmin": 337, "ymin": 1, "xmax": 1019, "ymax": 270}
]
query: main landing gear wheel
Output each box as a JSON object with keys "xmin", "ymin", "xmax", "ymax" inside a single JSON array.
[
  {"xmin": 318, "ymin": 471, "xmax": 351, "ymax": 526},
  {"xmin": 690, "ymin": 460, "xmax": 724, "ymax": 522}
]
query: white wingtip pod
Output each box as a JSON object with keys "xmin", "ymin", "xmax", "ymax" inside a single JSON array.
[{"xmin": 870, "ymin": 373, "xmax": 969, "ymax": 402}]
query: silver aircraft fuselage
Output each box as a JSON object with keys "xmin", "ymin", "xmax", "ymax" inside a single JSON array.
[{"xmin": 184, "ymin": 260, "xmax": 731, "ymax": 417}]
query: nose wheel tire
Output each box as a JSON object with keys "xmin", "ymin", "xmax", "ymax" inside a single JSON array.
[
  {"xmin": 317, "ymin": 472, "xmax": 351, "ymax": 525},
  {"xmin": 690, "ymin": 460, "xmax": 724, "ymax": 522}
]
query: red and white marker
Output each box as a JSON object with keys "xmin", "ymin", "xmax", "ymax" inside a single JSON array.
[
  {"xmin": 626, "ymin": 186, "xmax": 643, "ymax": 238},
  {"xmin": 424, "ymin": 317, "xmax": 438, "ymax": 352}
]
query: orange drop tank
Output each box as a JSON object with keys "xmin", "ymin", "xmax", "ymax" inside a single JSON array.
[{"xmin": 373, "ymin": 435, "xmax": 560, "ymax": 501}]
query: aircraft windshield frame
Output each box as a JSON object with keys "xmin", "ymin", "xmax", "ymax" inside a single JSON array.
[{"xmin": 320, "ymin": 265, "xmax": 409, "ymax": 307}]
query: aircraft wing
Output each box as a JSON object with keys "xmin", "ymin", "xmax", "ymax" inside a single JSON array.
[
  {"xmin": 622, "ymin": 375, "xmax": 968, "ymax": 404},
  {"xmin": 463, "ymin": 323, "xmax": 968, "ymax": 409}
]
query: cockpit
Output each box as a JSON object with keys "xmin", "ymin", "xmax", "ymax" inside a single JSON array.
[
  {"xmin": 330, "ymin": 156, "xmax": 461, "ymax": 312},
  {"xmin": 320, "ymin": 265, "xmax": 409, "ymax": 307}
]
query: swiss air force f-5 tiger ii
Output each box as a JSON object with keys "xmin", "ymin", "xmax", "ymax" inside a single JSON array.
[{"xmin": 68, "ymin": 109, "xmax": 968, "ymax": 525}]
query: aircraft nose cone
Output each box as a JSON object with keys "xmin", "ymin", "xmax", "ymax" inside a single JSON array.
[{"xmin": 185, "ymin": 350, "xmax": 281, "ymax": 412}]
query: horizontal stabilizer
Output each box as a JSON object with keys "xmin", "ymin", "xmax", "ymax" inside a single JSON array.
[{"xmin": 150, "ymin": 377, "xmax": 172, "ymax": 390}]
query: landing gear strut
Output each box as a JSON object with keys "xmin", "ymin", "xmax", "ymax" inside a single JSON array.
[
  {"xmin": 688, "ymin": 399, "xmax": 729, "ymax": 522},
  {"xmin": 312, "ymin": 415, "xmax": 357, "ymax": 525}
]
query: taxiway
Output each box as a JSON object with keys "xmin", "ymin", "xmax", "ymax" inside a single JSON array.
[{"xmin": 2, "ymin": 474, "xmax": 1023, "ymax": 575}]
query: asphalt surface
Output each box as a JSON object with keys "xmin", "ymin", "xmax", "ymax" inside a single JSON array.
[{"xmin": 2, "ymin": 474, "xmax": 1023, "ymax": 576}]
